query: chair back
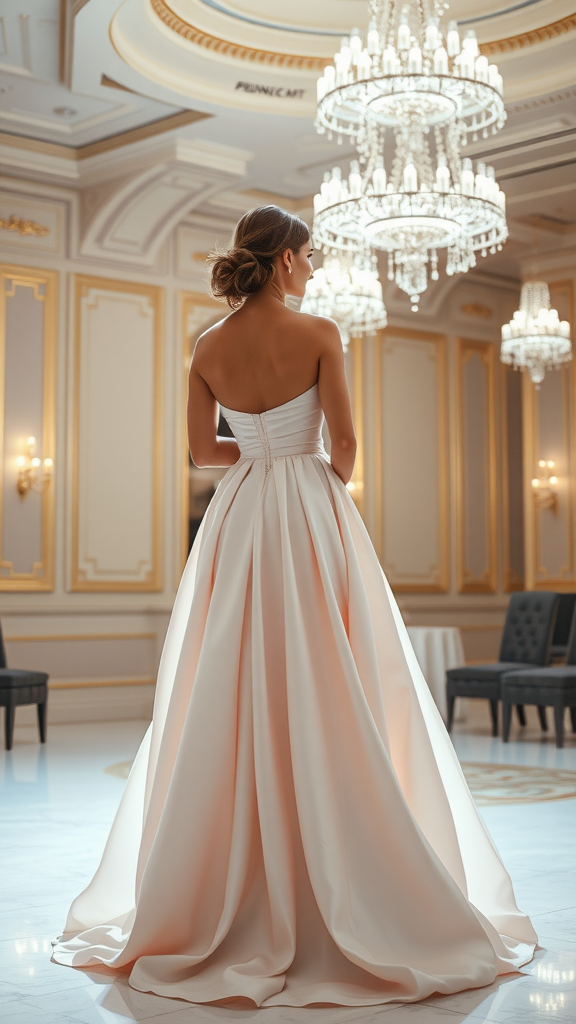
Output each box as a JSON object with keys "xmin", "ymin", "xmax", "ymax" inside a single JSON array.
[
  {"xmin": 551, "ymin": 593, "xmax": 576, "ymax": 657},
  {"xmin": 564, "ymin": 605, "xmax": 576, "ymax": 665},
  {"xmin": 0, "ymin": 618, "xmax": 6, "ymax": 668},
  {"xmin": 499, "ymin": 591, "xmax": 560, "ymax": 666}
]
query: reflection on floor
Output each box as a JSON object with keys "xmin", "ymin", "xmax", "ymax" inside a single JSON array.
[{"xmin": 0, "ymin": 702, "xmax": 575, "ymax": 1024}]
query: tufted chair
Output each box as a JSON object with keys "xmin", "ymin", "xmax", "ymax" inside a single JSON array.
[
  {"xmin": 446, "ymin": 591, "xmax": 560, "ymax": 737},
  {"xmin": 501, "ymin": 600, "xmax": 576, "ymax": 748},
  {"xmin": 0, "ymin": 620, "xmax": 49, "ymax": 751}
]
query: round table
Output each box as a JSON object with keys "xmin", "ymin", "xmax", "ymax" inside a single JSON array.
[{"xmin": 406, "ymin": 626, "xmax": 466, "ymax": 722}]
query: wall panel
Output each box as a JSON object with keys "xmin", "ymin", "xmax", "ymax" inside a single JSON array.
[
  {"xmin": 0, "ymin": 264, "xmax": 57, "ymax": 590},
  {"xmin": 523, "ymin": 280, "xmax": 576, "ymax": 590},
  {"xmin": 375, "ymin": 328, "xmax": 448, "ymax": 592},
  {"xmin": 456, "ymin": 338, "xmax": 497, "ymax": 593},
  {"xmin": 501, "ymin": 364, "xmax": 525, "ymax": 591},
  {"xmin": 71, "ymin": 275, "xmax": 163, "ymax": 591}
]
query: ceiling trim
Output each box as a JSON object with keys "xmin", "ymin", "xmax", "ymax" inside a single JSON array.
[
  {"xmin": 0, "ymin": 109, "xmax": 210, "ymax": 162},
  {"xmin": 150, "ymin": 0, "xmax": 576, "ymax": 66},
  {"xmin": 150, "ymin": 0, "xmax": 330, "ymax": 70},
  {"xmin": 480, "ymin": 11, "xmax": 576, "ymax": 55}
]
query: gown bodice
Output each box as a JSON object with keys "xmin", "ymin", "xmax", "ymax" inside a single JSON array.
[{"xmin": 219, "ymin": 383, "xmax": 326, "ymax": 469}]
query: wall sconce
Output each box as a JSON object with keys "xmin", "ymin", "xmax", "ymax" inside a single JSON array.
[
  {"xmin": 16, "ymin": 436, "xmax": 54, "ymax": 498},
  {"xmin": 531, "ymin": 459, "xmax": 558, "ymax": 513}
]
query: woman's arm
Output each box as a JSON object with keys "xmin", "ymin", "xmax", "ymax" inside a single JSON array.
[
  {"xmin": 316, "ymin": 320, "xmax": 357, "ymax": 484},
  {"xmin": 187, "ymin": 362, "xmax": 240, "ymax": 469}
]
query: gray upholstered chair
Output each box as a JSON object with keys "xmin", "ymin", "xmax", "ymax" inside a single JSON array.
[
  {"xmin": 501, "ymin": 604, "xmax": 576, "ymax": 748},
  {"xmin": 0, "ymin": 621, "xmax": 48, "ymax": 751},
  {"xmin": 446, "ymin": 591, "xmax": 560, "ymax": 737},
  {"xmin": 550, "ymin": 593, "xmax": 576, "ymax": 663}
]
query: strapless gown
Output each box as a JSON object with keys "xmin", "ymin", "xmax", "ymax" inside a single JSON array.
[{"xmin": 52, "ymin": 383, "xmax": 536, "ymax": 1006}]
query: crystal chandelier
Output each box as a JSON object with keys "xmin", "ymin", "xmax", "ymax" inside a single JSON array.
[
  {"xmin": 313, "ymin": 0, "xmax": 508, "ymax": 310},
  {"xmin": 301, "ymin": 251, "xmax": 387, "ymax": 350},
  {"xmin": 500, "ymin": 281, "xmax": 572, "ymax": 386}
]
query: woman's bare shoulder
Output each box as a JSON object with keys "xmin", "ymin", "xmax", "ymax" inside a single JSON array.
[{"xmin": 296, "ymin": 310, "xmax": 342, "ymax": 349}]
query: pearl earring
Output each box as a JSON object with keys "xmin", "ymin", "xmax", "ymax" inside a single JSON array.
[{"xmin": 288, "ymin": 266, "xmax": 292, "ymax": 274}]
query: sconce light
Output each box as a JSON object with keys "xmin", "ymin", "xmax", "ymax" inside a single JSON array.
[
  {"xmin": 531, "ymin": 459, "xmax": 557, "ymax": 514},
  {"xmin": 16, "ymin": 436, "xmax": 53, "ymax": 498}
]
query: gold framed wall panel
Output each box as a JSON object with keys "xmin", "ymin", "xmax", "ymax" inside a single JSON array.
[
  {"xmin": 523, "ymin": 280, "xmax": 576, "ymax": 591},
  {"xmin": 179, "ymin": 290, "xmax": 225, "ymax": 574},
  {"xmin": 374, "ymin": 327, "xmax": 449, "ymax": 593},
  {"xmin": 71, "ymin": 275, "xmax": 164, "ymax": 591},
  {"xmin": 456, "ymin": 338, "xmax": 497, "ymax": 594},
  {"xmin": 0, "ymin": 264, "xmax": 57, "ymax": 591},
  {"xmin": 500, "ymin": 363, "xmax": 525, "ymax": 592}
]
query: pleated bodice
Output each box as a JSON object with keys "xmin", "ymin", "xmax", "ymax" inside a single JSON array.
[{"xmin": 219, "ymin": 383, "xmax": 326, "ymax": 468}]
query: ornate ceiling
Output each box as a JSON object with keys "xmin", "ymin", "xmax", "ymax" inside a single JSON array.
[{"xmin": 0, "ymin": 0, "xmax": 574, "ymax": 285}]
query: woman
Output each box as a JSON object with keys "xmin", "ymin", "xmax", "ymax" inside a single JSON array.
[{"xmin": 53, "ymin": 206, "xmax": 536, "ymax": 1007}]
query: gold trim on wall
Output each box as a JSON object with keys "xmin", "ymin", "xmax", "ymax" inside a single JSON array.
[
  {"xmin": 479, "ymin": 13, "xmax": 576, "ymax": 56},
  {"xmin": 5, "ymin": 632, "xmax": 156, "ymax": 642},
  {"xmin": 501, "ymin": 363, "xmax": 525, "ymax": 592},
  {"xmin": 456, "ymin": 338, "xmax": 497, "ymax": 595},
  {"xmin": 179, "ymin": 290, "xmax": 224, "ymax": 575},
  {"xmin": 0, "ymin": 264, "xmax": 57, "ymax": 591},
  {"xmin": 374, "ymin": 327, "xmax": 449, "ymax": 593},
  {"xmin": 71, "ymin": 275, "xmax": 164, "ymax": 592},
  {"xmin": 49, "ymin": 676, "xmax": 156, "ymax": 690},
  {"xmin": 523, "ymin": 280, "xmax": 576, "ymax": 591}
]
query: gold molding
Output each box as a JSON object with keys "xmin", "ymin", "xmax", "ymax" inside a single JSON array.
[
  {"xmin": 460, "ymin": 302, "xmax": 492, "ymax": 319},
  {"xmin": 150, "ymin": 0, "xmax": 331, "ymax": 71},
  {"xmin": 150, "ymin": 0, "xmax": 575, "ymax": 69},
  {"xmin": 0, "ymin": 265, "xmax": 57, "ymax": 592},
  {"xmin": 0, "ymin": 109, "xmax": 210, "ymax": 163},
  {"xmin": 456, "ymin": 338, "xmax": 497, "ymax": 595},
  {"xmin": 524, "ymin": 279, "xmax": 576, "ymax": 591},
  {"xmin": 72, "ymin": 275, "xmax": 164, "ymax": 592},
  {"xmin": 179, "ymin": 290, "xmax": 223, "ymax": 576},
  {"xmin": 479, "ymin": 13, "xmax": 576, "ymax": 56},
  {"xmin": 0, "ymin": 216, "xmax": 49, "ymax": 238},
  {"xmin": 5, "ymin": 632, "xmax": 155, "ymax": 642},
  {"xmin": 49, "ymin": 676, "xmax": 155, "ymax": 690},
  {"xmin": 501, "ymin": 363, "xmax": 525, "ymax": 593},
  {"xmin": 374, "ymin": 327, "xmax": 449, "ymax": 593}
]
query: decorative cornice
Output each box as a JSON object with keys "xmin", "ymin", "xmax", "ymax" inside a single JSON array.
[
  {"xmin": 479, "ymin": 13, "xmax": 576, "ymax": 56},
  {"xmin": 150, "ymin": 0, "xmax": 330, "ymax": 71},
  {"xmin": 460, "ymin": 302, "xmax": 492, "ymax": 318},
  {"xmin": 0, "ymin": 215, "xmax": 49, "ymax": 237},
  {"xmin": 150, "ymin": 1, "xmax": 576, "ymax": 70}
]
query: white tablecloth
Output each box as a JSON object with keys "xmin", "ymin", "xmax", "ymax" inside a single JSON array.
[{"xmin": 407, "ymin": 626, "xmax": 465, "ymax": 721}]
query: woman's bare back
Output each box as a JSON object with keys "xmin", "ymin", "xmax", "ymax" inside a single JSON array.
[{"xmin": 193, "ymin": 300, "xmax": 323, "ymax": 415}]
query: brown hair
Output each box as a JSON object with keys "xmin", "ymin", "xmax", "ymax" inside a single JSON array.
[{"xmin": 208, "ymin": 205, "xmax": 309, "ymax": 309}]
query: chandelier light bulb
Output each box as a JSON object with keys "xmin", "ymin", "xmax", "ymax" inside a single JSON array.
[
  {"xmin": 301, "ymin": 251, "xmax": 387, "ymax": 348},
  {"xmin": 313, "ymin": 0, "xmax": 508, "ymax": 309}
]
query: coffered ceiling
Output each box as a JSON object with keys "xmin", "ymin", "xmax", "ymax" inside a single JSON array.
[{"xmin": 0, "ymin": 0, "xmax": 575, "ymax": 284}]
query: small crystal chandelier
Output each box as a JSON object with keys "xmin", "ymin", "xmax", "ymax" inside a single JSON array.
[
  {"xmin": 301, "ymin": 251, "xmax": 387, "ymax": 350},
  {"xmin": 313, "ymin": 0, "xmax": 508, "ymax": 310},
  {"xmin": 500, "ymin": 282, "xmax": 572, "ymax": 386}
]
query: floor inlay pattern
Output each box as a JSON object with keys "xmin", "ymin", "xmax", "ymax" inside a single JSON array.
[
  {"xmin": 104, "ymin": 759, "xmax": 576, "ymax": 805},
  {"xmin": 460, "ymin": 761, "xmax": 576, "ymax": 805}
]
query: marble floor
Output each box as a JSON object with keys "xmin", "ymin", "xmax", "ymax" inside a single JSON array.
[{"xmin": 1, "ymin": 705, "xmax": 575, "ymax": 1024}]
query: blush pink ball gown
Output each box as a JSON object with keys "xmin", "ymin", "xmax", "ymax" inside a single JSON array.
[{"xmin": 52, "ymin": 383, "xmax": 536, "ymax": 1006}]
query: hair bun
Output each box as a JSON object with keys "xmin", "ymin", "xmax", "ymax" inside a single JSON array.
[
  {"xmin": 208, "ymin": 205, "xmax": 309, "ymax": 309},
  {"xmin": 208, "ymin": 246, "xmax": 271, "ymax": 309}
]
